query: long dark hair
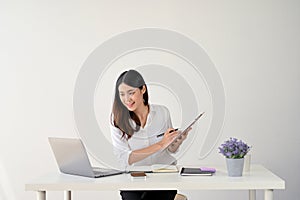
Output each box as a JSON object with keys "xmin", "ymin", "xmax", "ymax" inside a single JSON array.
[{"xmin": 111, "ymin": 69, "xmax": 149, "ymax": 139}]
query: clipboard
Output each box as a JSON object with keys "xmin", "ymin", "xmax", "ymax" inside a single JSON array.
[{"xmin": 167, "ymin": 112, "xmax": 205, "ymax": 147}]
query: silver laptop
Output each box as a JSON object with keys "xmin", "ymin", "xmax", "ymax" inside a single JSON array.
[{"xmin": 48, "ymin": 137, "xmax": 124, "ymax": 178}]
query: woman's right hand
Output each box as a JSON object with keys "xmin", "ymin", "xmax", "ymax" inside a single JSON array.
[{"xmin": 158, "ymin": 128, "xmax": 179, "ymax": 149}]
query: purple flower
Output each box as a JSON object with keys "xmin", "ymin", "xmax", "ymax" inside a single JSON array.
[{"xmin": 218, "ymin": 137, "xmax": 251, "ymax": 159}]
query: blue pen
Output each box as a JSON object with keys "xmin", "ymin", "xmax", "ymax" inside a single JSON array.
[{"xmin": 156, "ymin": 128, "xmax": 179, "ymax": 138}]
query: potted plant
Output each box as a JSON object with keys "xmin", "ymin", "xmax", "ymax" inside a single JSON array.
[{"xmin": 218, "ymin": 137, "xmax": 251, "ymax": 177}]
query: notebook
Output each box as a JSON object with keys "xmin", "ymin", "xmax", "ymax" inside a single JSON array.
[
  {"xmin": 180, "ymin": 167, "xmax": 216, "ymax": 176},
  {"xmin": 48, "ymin": 137, "xmax": 124, "ymax": 178}
]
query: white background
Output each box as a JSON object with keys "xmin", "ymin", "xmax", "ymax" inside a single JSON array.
[{"xmin": 1, "ymin": 0, "xmax": 299, "ymax": 200}]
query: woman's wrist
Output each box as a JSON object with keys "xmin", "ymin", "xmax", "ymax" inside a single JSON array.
[{"xmin": 157, "ymin": 140, "xmax": 166, "ymax": 149}]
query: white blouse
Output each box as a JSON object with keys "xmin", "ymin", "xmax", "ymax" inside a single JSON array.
[{"xmin": 110, "ymin": 104, "xmax": 176, "ymax": 169}]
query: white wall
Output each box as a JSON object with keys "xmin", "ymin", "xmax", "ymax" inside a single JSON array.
[{"xmin": 1, "ymin": 0, "xmax": 299, "ymax": 200}]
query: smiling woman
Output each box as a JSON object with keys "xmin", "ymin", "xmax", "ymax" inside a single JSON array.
[
  {"xmin": 111, "ymin": 70, "xmax": 149, "ymax": 139},
  {"xmin": 110, "ymin": 70, "xmax": 188, "ymax": 166},
  {"xmin": 110, "ymin": 69, "xmax": 191, "ymax": 200}
]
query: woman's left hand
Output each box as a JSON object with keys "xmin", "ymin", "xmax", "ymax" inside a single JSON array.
[{"xmin": 167, "ymin": 127, "xmax": 192, "ymax": 153}]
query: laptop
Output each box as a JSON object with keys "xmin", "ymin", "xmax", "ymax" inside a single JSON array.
[{"xmin": 48, "ymin": 137, "xmax": 124, "ymax": 178}]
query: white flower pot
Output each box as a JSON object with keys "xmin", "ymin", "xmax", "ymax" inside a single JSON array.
[{"xmin": 226, "ymin": 158, "xmax": 244, "ymax": 177}]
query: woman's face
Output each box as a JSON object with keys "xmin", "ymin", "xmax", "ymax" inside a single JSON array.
[{"xmin": 118, "ymin": 83, "xmax": 146, "ymax": 112}]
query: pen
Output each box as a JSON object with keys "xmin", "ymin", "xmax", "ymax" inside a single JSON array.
[{"xmin": 156, "ymin": 128, "xmax": 179, "ymax": 138}]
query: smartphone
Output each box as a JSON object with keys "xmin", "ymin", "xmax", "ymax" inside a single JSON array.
[{"xmin": 130, "ymin": 172, "xmax": 147, "ymax": 179}]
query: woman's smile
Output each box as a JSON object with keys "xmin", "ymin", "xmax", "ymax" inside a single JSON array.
[{"xmin": 126, "ymin": 102, "xmax": 135, "ymax": 109}]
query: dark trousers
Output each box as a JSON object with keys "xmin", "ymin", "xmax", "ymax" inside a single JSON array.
[{"xmin": 120, "ymin": 190, "xmax": 177, "ymax": 200}]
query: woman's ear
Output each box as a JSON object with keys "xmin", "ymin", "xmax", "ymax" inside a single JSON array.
[{"xmin": 142, "ymin": 85, "xmax": 146, "ymax": 94}]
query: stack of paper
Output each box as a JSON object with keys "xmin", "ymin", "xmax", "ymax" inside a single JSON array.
[{"xmin": 151, "ymin": 164, "xmax": 178, "ymax": 173}]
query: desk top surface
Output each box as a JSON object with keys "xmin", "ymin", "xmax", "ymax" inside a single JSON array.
[{"xmin": 25, "ymin": 165, "xmax": 285, "ymax": 191}]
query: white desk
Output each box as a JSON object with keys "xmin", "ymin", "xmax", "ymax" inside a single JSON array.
[{"xmin": 25, "ymin": 165, "xmax": 285, "ymax": 200}]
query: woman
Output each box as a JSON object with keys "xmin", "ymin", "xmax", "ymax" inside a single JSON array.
[{"xmin": 110, "ymin": 69, "xmax": 190, "ymax": 200}]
